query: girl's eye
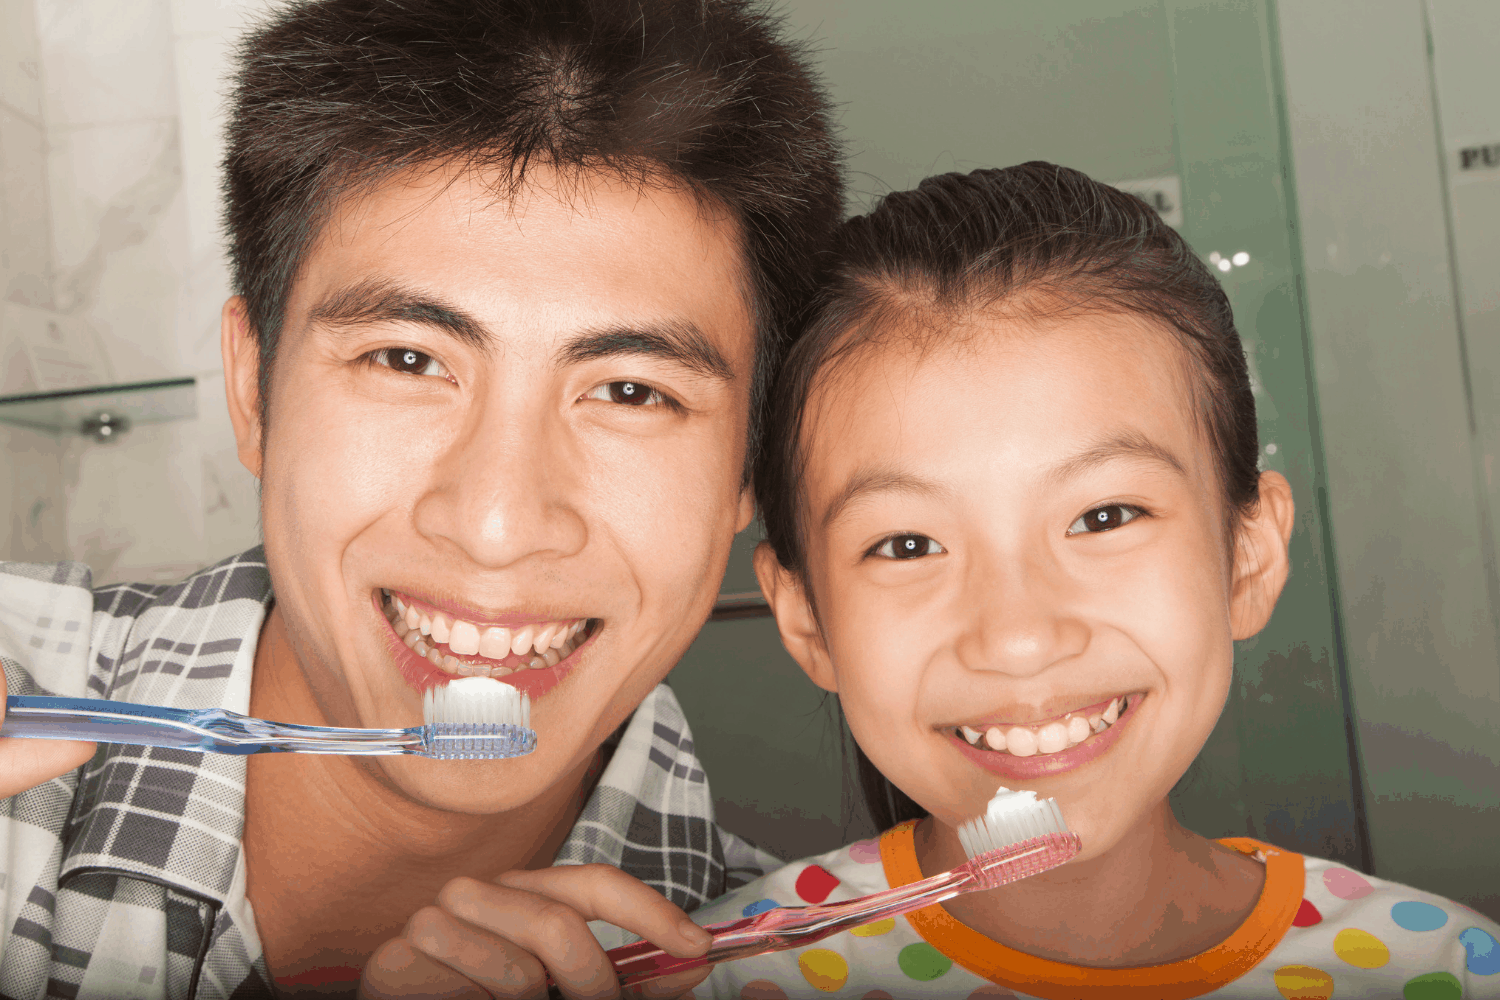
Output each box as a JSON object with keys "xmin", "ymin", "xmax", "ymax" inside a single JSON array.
[
  {"xmin": 584, "ymin": 381, "xmax": 669, "ymax": 407},
  {"xmin": 871, "ymin": 533, "xmax": 945, "ymax": 560},
  {"xmin": 372, "ymin": 347, "xmax": 450, "ymax": 379},
  {"xmin": 1068, "ymin": 504, "xmax": 1144, "ymax": 535}
]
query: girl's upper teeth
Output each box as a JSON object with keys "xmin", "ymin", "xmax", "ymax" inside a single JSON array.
[
  {"xmin": 960, "ymin": 696, "xmax": 1127, "ymax": 757},
  {"xmin": 386, "ymin": 592, "xmax": 589, "ymax": 679}
]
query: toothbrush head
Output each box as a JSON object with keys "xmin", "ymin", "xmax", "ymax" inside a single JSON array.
[
  {"xmin": 420, "ymin": 677, "xmax": 536, "ymax": 759},
  {"xmin": 958, "ymin": 786, "xmax": 1080, "ymax": 890}
]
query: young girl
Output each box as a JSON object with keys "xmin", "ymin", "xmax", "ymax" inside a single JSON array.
[{"xmin": 689, "ymin": 163, "xmax": 1500, "ymax": 999}]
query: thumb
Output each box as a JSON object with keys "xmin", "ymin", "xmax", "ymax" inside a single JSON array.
[{"xmin": 0, "ymin": 671, "xmax": 95, "ymax": 798}]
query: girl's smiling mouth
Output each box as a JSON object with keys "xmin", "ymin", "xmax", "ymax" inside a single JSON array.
[
  {"xmin": 947, "ymin": 693, "xmax": 1145, "ymax": 779},
  {"xmin": 376, "ymin": 589, "xmax": 599, "ymax": 699}
]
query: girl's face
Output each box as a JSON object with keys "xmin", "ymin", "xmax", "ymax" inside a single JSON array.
[{"xmin": 759, "ymin": 309, "xmax": 1293, "ymax": 860}]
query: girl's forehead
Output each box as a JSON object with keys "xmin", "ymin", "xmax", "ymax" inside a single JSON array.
[{"xmin": 800, "ymin": 309, "xmax": 1211, "ymax": 491}]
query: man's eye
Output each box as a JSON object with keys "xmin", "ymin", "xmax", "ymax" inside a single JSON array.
[
  {"xmin": 870, "ymin": 533, "xmax": 945, "ymax": 560},
  {"xmin": 1067, "ymin": 504, "xmax": 1144, "ymax": 534},
  {"xmin": 584, "ymin": 381, "xmax": 668, "ymax": 407},
  {"xmin": 372, "ymin": 347, "xmax": 449, "ymax": 379}
]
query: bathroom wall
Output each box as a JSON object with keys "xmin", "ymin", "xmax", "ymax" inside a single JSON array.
[
  {"xmin": 0, "ymin": 0, "xmax": 265, "ymax": 577},
  {"xmin": 1277, "ymin": 0, "xmax": 1500, "ymax": 913}
]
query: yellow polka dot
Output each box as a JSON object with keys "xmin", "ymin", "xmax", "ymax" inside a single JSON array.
[
  {"xmin": 798, "ymin": 948, "xmax": 850, "ymax": 993},
  {"xmin": 851, "ymin": 918, "xmax": 896, "ymax": 937},
  {"xmin": 1273, "ymin": 965, "xmax": 1335, "ymax": 1000},
  {"xmin": 1333, "ymin": 927, "xmax": 1391, "ymax": 969}
]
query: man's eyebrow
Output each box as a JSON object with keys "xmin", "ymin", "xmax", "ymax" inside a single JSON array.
[
  {"xmin": 305, "ymin": 280, "xmax": 489, "ymax": 351},
  {"xmin": 822, "ymin": 468, "xmax": 956, "ymax": 529},
  {"xmin": 557, "ymin": 321, "xmax": 736, "ymax": 383},
  {"xmin": 1045, "ymin": 433, "xmax": 1188, "ymax": 487}
]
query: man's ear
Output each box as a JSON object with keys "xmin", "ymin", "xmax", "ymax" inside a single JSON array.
[
  {"xmin": 1229, "ymin": 470, "xmax": 1295, "ymax": 639},
  {"xmin": 735, "ymin": 487, "xmax": 755, "ymax": 535},
  {"xmin": 221, "ymin": 296, "xmax": 264, "ymax": 479},
  {"xmin": 753, "ymin": 541, "xmax": 838, "ymax": 693}
]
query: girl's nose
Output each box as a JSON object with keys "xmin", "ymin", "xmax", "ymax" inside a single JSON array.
[
  {"xmin": 954, "ymin": 550, "xmax": 1091, "ymax": 678},
  {"xmin": 411, "ymin": 393, "xmax": 588, "ymax": 569}
]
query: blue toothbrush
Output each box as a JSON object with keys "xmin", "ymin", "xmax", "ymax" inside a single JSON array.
[{"xmin": 0, "ymin": 676, "xmax": 534, "ymax": 759}]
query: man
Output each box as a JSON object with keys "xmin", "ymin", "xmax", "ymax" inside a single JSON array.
[{"xmin": 0, "ymin": 0, "xmax": 841, "ymax": 996}]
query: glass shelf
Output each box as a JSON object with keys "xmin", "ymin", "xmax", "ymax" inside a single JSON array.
[{"xmin": 0, "ymin": 378, "xmax": 196, "ymax": 435}]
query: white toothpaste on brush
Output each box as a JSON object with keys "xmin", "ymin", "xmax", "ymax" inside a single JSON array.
[{"xmin": 957, "ymin": 785, "xmax": 1071, "ymax": 861}]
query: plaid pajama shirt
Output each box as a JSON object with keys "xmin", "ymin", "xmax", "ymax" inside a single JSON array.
[{"xmin": 0, "ymin": 549, "xmax": 775, "ymax": 999}]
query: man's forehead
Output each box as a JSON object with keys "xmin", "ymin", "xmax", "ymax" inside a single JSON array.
[
  {"xmin": 292, "ymin": 162, "xmax": 754, "ymax": 333},
  {"xmin": 275, "ymin": 162, "xmax": 757, "ymax": 379},
  {"xmin": 318, "ymin": 159, "xmax": 739, "ymax": 255}
]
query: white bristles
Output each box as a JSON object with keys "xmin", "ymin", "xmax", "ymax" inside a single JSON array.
[
  {"xmin": 957, "ymin": 787, "xmax": 1070, "ymax": 861},
  {"xmin": 420, "ymin": 677, "xmax": 535, "ymax": 759},
  {"xmin": 423, "ymin": 676, "xmax": 530, "ymax": 729}
]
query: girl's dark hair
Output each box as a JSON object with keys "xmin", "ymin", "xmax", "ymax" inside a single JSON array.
[
  {"xmin": 755, "ymin": 162, "xmax": 1260, "ymax": 831},
  {"xmin": 224, "ymin": 0, "xmax": 842, "ymax": 470}
]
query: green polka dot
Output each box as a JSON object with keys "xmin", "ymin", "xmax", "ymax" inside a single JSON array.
[
  {"xmin": 1403, "ymin": 971, "xmax": 1463, "ymax": 1000},
  {"xmin": 897, "ymin": 942, "xmax": 953, "ymax": 981}
]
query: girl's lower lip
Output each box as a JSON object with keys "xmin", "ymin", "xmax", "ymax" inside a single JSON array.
[
  {"xmin": 949, "ymin": 695, "xmax": 1142, "ymax": 779},
  {"xmin": 374, "ymin": 593, "xmax": 594, "ymax": 701}
]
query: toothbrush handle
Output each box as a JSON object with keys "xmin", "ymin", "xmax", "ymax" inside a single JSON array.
[
  {"xmin": 2, "ymin": 695, "xmax": 420, "ymax": 755},
  {"xmin": 602, "ymin": 867, "xmax": 973, "ymax": 987},
  {"xmin": 597, "ymin": 832, "xmax": 1080, "ymax": 988}
]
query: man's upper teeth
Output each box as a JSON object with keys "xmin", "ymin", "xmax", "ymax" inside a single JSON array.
[
  {"xmin": 388, "ymin": 593, "xmax": 587, "ymax": 677},
  {"xmin": 959, "ymin": 697, "xmax": 1126, "ymax": 757}
]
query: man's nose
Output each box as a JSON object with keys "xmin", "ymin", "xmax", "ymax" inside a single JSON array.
[
  {"xmin": 953, "ymin": 544, "xmax": 1091, "ymax": 679},
  {"xmin": 411, "ymin": 391, "xmax": 588, "ymax": 569}
]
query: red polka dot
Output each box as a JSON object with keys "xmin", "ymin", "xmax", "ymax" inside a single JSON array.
[
  {"xmin": 795, "ymin": 864, "xmax": 841, "ymax": 903},
  {"xmin": 1293, "ymin": 898, "xmax": 1323, "ymax": 927}
]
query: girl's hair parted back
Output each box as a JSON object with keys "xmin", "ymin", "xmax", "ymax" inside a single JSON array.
[{"xmin": 753, "ymin": 162, "xmax": 1260, "ymax": 831}]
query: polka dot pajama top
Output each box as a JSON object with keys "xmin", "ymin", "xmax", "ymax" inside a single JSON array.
[{"xmin": 687, "ymin": 821, "xmax": 1500, "ymax": 999}]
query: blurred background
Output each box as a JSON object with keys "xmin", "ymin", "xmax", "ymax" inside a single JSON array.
[{"xmin": 1, "ymin": 0, "xmax": 1497, "ymax": 915}]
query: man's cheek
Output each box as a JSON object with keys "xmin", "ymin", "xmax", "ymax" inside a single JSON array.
[{"xmin": 280, "ymin": 404, "xmax": 418, "ymax": 524}]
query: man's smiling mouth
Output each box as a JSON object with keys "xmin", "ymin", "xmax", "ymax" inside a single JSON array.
[
  {"xmin": 952, "ymin": 693, "xmax": 1142, "ymax": 758},
  {"xmin": 382, "ymin": 589, "xmax": 597, "ymax": 679}
]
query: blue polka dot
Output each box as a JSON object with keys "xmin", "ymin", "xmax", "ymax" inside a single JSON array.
[
  {"xmin": 1391, "ymin": 901, "xmax": 1449, "ymax": 932},
  {"xmin": 742, "ymin": 898, "xmax": 779, "ymax": 917},
  {"xmin": 1459, "ymin": 927, "xmax": 1500, "ymax": 976}
]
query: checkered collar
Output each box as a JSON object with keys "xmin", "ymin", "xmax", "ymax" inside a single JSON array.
[
  {"xmin": 54, "ymin": 548, "xmax": 726, "ymax": 910},
  {"xmin": 59, "ymin": 551, "xmax": 271, "ymax": 902}
]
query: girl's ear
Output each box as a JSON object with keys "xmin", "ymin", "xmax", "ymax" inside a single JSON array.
[
  {"xmin": 753, "ymin": 541, "xmax": 839, "ymax": 693},
  {"xmin": 1229, "ymin": 471, "xmax": 1296, "ymax": 639},
  {"xmin": 221, "ymin": 296, "xmax": 264, "ymax": 479}
]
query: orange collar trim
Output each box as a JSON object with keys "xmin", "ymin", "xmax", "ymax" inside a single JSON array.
[{"xmin": 878, "ymin": 821, "xmax": 1303, "ymax": 1000}]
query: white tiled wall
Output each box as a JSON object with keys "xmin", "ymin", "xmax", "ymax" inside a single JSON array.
[{"xmin": 1, "ymin": 0, "xmax": 265, "ymax": 579}]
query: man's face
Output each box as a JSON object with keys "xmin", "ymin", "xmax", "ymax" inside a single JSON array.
[{"xmin": 240, "ymin": 164, "xmax": 755, "ymax": 812}]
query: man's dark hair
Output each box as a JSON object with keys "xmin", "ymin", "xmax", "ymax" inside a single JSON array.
[
  {"xmin": 753, "ymin": 162, "xmax": 1258, "ymax": 830},
  {"xmin": 223, "ymin": 0, "xmax": 843, "ymax": 466}
]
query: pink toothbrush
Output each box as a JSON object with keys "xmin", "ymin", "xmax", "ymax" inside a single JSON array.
[{"xmin": 555, "ymin": 788, "xmax": 1079, "ymax": 991}]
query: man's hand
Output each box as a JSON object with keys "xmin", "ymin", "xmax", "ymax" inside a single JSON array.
[
  {"xmin": 0, "ymin": 669, "xmax": 95, "ymax": 799},
  {"xmin": 359, "ymin": 864, "xmax": 714, "ymax": 1000}
]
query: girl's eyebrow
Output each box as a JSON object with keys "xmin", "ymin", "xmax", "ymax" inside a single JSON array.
[
  {"xmin": 822, "ymin": 468, "xmax": 956, "ymax": 528},
  {"xmin": 1044, "ymin": 433, "xmax": 1187, "ymax": 487}
]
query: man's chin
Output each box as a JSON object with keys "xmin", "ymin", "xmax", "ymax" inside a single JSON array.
[{"xmin": 370, "ymin": 751, "xmax": 574, "ymax": 816}]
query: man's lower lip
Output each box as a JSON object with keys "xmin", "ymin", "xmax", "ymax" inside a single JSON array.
[{"xmin": 950, "ymin": 695, "xmax": 1140, "ymax": 779}]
